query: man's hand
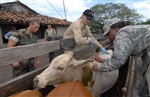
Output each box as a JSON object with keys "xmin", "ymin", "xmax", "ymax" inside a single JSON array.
[
  {"xmin": 94, "ymin": 54, "xmax": 103, "ymax": 63},
  {"xmin": 34, "ymin": 58, "xmax": 40, "ymax": 68},
  {"xmin": 99, "ymin": 47, "xmax": 109, "ymax": 54},
  {"xmin": 11, "ymin": 61, "xmax": 20, "ymax": 69}
]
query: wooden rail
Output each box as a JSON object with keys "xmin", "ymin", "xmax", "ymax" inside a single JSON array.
[
  {"xmin": 0, "ymin": 35, "xmax": 110, "ymax": 97},
  {"xmin": 0, "ymin": 39, "xmax": 75, "ymax": 67}
]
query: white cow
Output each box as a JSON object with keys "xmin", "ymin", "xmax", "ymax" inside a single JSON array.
[{"xmin": 33, "ymin": 50, "xmax": 118, "ymax": 97}]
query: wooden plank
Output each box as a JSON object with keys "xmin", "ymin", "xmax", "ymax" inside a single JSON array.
[
  {"xmin": 0, "ymin": 40, "xmax": 60, "ymax": 67},
  {"xmin": 46, "ymin": 35, "xmax": 63, "ymax": 41},
  {"xmin": 73, "ymin": 47, "xmax": 96, "ymax": 60},
  {"xmin": 0, "ymin": 65, "xmax": 48, "ymax": 97},
  {"xmin": 0, "ymin": 44, "xmax": 7, "ymax": 49},
  {"xmin": 125, "ymin": 56, "xmax": 136, "ymax": 97},
  {"xmin": 60, "ymin": 38, "xmax": 75, "ymax": 48}
]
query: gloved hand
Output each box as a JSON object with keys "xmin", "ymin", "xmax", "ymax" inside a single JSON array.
[
  {"xmin": 89, "ymin": 40, "xmax": 94, "ymax": 48},
  {"xmin": 99, "ymin": 47, "xmax": 109, "ymax": 54}
]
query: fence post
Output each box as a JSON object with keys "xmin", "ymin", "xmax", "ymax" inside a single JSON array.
[{"xmin": 47, "ymin": 35, "xmax": 64, "ymax": 62}]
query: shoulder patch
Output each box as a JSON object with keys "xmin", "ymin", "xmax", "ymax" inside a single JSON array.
[{"xmin": 11, "ymin": 31, "xmax": 21, "ymax": 39}]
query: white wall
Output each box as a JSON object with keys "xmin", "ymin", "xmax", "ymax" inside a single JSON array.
[{"xmin": 56, "ymin": 25, "xmax": 69, "ymax": 36}]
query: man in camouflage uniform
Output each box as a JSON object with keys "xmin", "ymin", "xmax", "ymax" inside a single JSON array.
[
  {"xmin": 7, "ymin": 19, "xmax": 40, "ymax": 77},
  {"xmin": 92, "ymin": 18, "xmax": 150, "ymax": 97},
  {"xmin": 63, "ymin": 9, "xmax": 108, "ymax": 54}
]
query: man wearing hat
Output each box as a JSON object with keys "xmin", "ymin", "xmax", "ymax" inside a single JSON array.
[
  {"xmin": 63, "ymin": 9, "xmax": 108, "ymax": 54},
  {"xmin": 92, "ymin": 18, "xmax": 150, "ymax": 97}
]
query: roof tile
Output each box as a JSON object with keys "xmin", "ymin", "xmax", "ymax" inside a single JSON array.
[{"xmin": 0, "ymin": 10, "xmax": 71, "ymax": 25}]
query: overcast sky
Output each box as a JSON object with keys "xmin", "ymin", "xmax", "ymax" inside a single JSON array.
[{"xmin": 1, "ymin": 0, "xmax": 150, "ymax": 22}]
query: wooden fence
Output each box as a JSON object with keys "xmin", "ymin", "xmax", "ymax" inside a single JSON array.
[{"xmin": 0, "ymin": 35, "xmax": 110, "ymax": 97}]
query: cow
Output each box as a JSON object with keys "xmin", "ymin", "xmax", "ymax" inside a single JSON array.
[
  {"xmin": 33, "ymin": 50, "xmax": 119, "ymax": 97},
  {"xmin": 9, "ymin": 90, "xmax": 43, "ymax": 97}
]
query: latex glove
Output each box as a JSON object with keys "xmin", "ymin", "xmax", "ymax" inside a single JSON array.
[
  {"xmin": 99, "ymin": 47, "xmax": 109, "ymax": 54},
  {"xmin": 89, "ymin": 40, "xmax": 94, "ymax": 48}
]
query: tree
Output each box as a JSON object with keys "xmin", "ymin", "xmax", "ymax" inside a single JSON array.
[
  {"xmin": 89, "ymin": 3, "xmax": 143, "ymax": 33},
  {"xmin": 139, "ymin": 19, "xmax": 150, "ymax": 24}
]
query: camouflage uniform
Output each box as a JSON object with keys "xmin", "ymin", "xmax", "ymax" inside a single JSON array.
[
  {"xmin": 98, "ymin": 25, "xmax": 150, "ymax": 96},
  {"xmin": 63, "ymin": 19, "xmax": 102, "ymax": 49},
  {"xmin": 9, "ymin": 29, "xmax": 38, "ymax": 77}
]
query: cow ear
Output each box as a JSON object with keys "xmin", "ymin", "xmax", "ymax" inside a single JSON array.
[{"xmin": 73, "ymin": 59, "xmax": 93, "ymax": 67}]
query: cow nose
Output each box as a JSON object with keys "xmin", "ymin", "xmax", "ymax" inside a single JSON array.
[{"xmin": 33, "ymin": 77, "xmax": 39, "ymax": 85}]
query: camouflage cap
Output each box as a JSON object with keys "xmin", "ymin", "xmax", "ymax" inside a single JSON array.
[{"xmin": 103, "ymin": 18, "xmax": 121, "ymax": 36}]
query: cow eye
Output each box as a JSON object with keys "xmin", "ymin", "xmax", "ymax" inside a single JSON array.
[{"xmin": 57, "ymin": 67, "xmax": 64, "ymax": 71}]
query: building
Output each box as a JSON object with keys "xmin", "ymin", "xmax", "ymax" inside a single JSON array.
[{"xmin": 0, "ymin": 1, "xmax": 71, "ymax": 45}]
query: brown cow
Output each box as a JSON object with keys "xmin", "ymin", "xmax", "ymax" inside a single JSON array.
[{"xmin": 9, "ymin": 90, "xmax": 43, "ymax": 97}]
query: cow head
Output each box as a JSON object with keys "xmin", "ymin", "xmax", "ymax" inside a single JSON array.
[{"xmin": 33, "ymin": 51, "xmax": 92, "ymax": 88}]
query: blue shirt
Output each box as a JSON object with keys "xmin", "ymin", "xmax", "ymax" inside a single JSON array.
[{"xmin": 5, "ymin": 31, "xmax": 12, "ymax": 39}]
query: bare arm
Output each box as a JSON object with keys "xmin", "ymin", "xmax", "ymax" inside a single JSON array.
[
  {"xmin": 7, "ymin": 39, "xmax": 20, "ymax": 69},
  {"xmin": 7, "ymin": 39, "xmax": 17, "ymax": 48}
]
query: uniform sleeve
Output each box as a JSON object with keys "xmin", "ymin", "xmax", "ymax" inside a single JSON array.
[
  {"xmin": 9, "ymin": 31, "xmax": 21, "ymax": 43},
  {"xmin": 98, "ymin": 30, "xmax": 135, "ymax": 72},
  {"xmin": 71, "ymin": 23, "xmax": 91, "ymax": 45}
]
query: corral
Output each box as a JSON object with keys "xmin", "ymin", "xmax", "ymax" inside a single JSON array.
[{"xmin": 0, "ymin": 34, "xmax": 141, "ymax": 97}]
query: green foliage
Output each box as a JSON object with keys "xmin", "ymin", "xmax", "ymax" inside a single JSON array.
[
  {"xmin": 138, "ymin": 19, "xmax": 150, "ymax": 24},
  {"xmin": 89, "ymin": 3, "xmax": 143, "ymax": 32}
]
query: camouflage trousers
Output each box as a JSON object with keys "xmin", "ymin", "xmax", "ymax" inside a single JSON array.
[{"xmin": 13, "ymin": 58, "xmax": 35, "ymax": 78}]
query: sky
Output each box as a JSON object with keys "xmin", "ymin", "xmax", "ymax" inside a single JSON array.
[{"xmin": 0, "ymin": 0, "xmax": 150, "ymax": 22}]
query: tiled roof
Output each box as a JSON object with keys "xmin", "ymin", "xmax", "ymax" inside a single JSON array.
[
  {"xmin": 0, "ymin": 10, "xmax": 71, "ymax": 26},
  {"xmin": 0, "ymin": 1, "xmax": 38, "ymax": 14}
]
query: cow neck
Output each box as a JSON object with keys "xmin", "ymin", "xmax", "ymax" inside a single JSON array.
[{"xmin": 81, "ymin": 66, "xmax": 94, "ymax": 87}]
